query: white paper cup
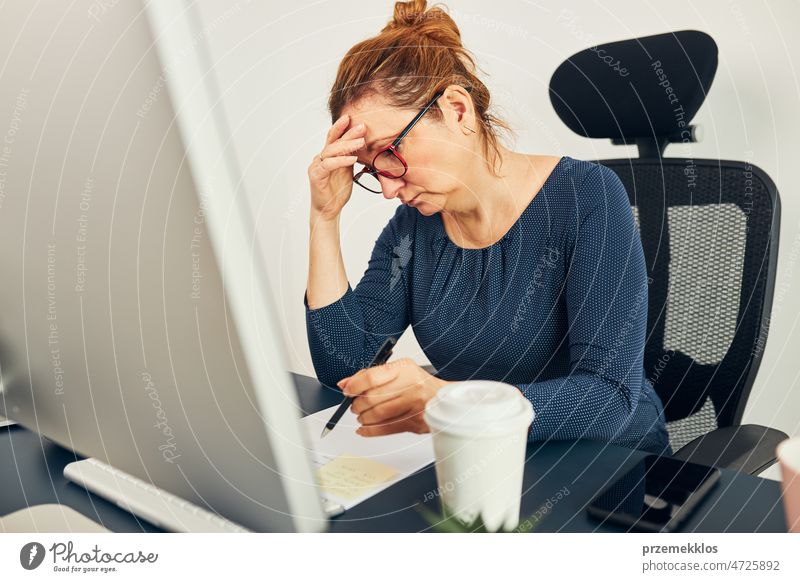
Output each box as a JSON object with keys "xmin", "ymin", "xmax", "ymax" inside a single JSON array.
[
  {"xmin": 423, "ymin": 380, "xmax": 534, "ymax": 532},
  {"xmin": 777, "ymin": 437, "xmax": 800, "ymax": 533}
]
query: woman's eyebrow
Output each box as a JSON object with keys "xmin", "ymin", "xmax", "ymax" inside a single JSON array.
[{"xmin": 356, "ymin": 135, "xmax": 394, "ymax": 164}]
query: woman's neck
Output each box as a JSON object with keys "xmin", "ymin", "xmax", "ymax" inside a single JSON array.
[{"xmin": 442, "ymin": 148, "xmax": 537, "ymax": 248}]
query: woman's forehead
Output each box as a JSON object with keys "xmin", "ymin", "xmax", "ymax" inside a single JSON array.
[{"xmin": 342, "ymin": 95, "xmax": 415, "ymax": 139}]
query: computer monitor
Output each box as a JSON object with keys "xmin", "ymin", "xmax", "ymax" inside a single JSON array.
[{"xmin": 0, "ymin": 0, "xmax": 327, "ymax": 532}]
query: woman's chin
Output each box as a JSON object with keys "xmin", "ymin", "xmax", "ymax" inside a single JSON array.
[{"xmin": 409, "ymin": 196, "xmax": 441, "ymax": 215}]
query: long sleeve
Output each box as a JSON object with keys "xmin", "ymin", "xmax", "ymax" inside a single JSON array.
[
  {"xmin": 304, "ymin": 206, "xmax": 414, "ymax": 388},
  {"xmin": 516, "ymin": 165, "xmax": 649, "ymax": 443}
]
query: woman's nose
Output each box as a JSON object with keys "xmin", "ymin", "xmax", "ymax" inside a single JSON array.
[{"xmin": 377, "ymin": 174, "xmax": 404, "ymax": 200}]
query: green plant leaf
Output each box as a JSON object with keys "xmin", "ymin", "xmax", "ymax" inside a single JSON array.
[{"xmin": 415, "ymin": 502, "xmax": 543, "ymax": 533}]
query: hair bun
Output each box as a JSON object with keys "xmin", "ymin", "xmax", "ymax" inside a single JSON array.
[
  {"xmin": 381, "ymin": 0, "xmax": 462, "ymax": 49},
  {"xmin": 389, "ymin": 0, "xmax": 429, "ymax": 28}
]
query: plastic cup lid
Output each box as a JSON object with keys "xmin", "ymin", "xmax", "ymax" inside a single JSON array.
[{"xmin": 424, "ymin": 380, "xmax": 534, "ymax": 438}]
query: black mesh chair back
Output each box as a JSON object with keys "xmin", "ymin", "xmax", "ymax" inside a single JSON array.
[
  {"xmin": 602, "ymin": 159, "xmax": 779, "ymax": 451},
  {"xmin": 549, "ymin": 30, "xmax": 783, "ymax": 460}
]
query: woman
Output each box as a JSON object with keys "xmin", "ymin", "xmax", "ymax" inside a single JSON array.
[{"xmin": 304, "ymin": 0, "xmax": 671, "ymax": 455}]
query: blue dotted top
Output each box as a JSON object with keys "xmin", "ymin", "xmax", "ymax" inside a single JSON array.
[{"xmin": 305, "ymin": 156, "xmax": 671, "ymax": 454}]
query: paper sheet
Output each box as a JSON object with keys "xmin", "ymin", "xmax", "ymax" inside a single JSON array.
[
  {"xmin": 302, "ymin": 404, "xmax": 435, "ymax": 510},
  {"xmin": 0, "ymin": 504, "xmax": 110, "ymax": 533},
  {"xmin": 316, "ymin": 454, "xmax": 398, "ymax": 501}
]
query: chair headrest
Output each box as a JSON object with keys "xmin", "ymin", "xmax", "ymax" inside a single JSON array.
[{"xmin": 549, "ymin": 30, "xmax": 717, "ymax": 141}]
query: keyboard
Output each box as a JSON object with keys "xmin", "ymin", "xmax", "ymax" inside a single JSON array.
[{"xmin": 64, "ymin": 457, "xmax": 344, "ymax": 532}]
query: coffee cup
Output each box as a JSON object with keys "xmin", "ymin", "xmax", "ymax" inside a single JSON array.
[
  {"xmin": 423, "ymin": 380, "xmax": 534, "ymax": 532},
  {"xmin": 777, "ymin": 436, "xmax": 800, "ymax": 532}
]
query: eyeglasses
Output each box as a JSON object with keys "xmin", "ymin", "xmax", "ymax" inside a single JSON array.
[{"xmin": 353, "ymin": 89, "xmax": 445, "ymax": 194}]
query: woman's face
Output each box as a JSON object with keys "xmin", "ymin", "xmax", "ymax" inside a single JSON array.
[{"xmin": 342, "ymin": 89, "xmax": 477, "ymax": 216}]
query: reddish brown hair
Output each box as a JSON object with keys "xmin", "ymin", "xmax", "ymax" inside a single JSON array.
[{"xmin": 328, "ymin": 0, "xmax": 514, "ymax": 176}]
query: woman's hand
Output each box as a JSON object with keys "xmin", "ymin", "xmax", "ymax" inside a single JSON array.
[
  {"xmin": 338, "ymin": 358, "xmax": 451, "ymax": 437},
  {"xmin": 307, "ymin": 113, "xmax": 366, "ymax": 222}
]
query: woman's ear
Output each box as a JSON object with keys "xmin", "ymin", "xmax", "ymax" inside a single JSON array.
[{"xmin": 440, "ymin": 84, "xmax": 477, "ymax": 136}]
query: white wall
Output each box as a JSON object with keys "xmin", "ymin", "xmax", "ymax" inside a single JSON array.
[{"xmin": 193, "ymin": 0, "xmax": 800, "ymax": 473}]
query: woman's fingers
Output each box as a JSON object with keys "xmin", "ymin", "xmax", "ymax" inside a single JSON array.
[
  {"xmin": 341, "ymin": 122, "xmax": 366, "ymax": 141},
  {"xmin": 357, "ymin": 411, "xmax": 421, "ymax": 436},
  {"xmin": 322, "ymin": 137, "xmax": 365, "ymax": 159},
  {"xmin": 342, "ymin": 360, "xmax": 406, "ymax": 397},
  {"xmin": 325, "ymin": 115, "xmax": 366, "ymax": 148},
  {"xmin": 350, "ymin": 379, "xmax": 409, "ymax": 415},
  {"xmin": 315, "ymin": 115, "xmax": 366, "ymax": 177},
  {"xmin": 356, "ymin": 395, "xmax": 413, "ymax": 426},
  {"xmin": 325, "ymin": 114, "xmax": 351, "ymax": 146},
  {"xmin": 308, "ymin": 155, "xmax": 357, "ymax": 179}
]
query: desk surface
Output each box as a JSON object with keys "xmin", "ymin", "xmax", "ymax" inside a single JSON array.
[{"xmin": 0, "ymin": 373, "xmax": 788, "ymax": 533}]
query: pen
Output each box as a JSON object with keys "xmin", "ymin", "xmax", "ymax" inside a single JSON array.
[{"xmin": 320, "ymin": 336, "xmax": 397, "ymax": 439}]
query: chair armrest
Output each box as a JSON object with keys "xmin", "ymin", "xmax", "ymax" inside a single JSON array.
[{"xmin": 671, "ymin": 424, "xmax": 789, "ymax": 475}]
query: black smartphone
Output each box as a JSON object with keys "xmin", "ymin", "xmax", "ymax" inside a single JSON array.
[{"xmin": 586, "ymin": 454, "xmax": 721, "ymax": 532}]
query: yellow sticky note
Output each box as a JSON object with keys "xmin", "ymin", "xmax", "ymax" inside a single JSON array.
[{"xmin": 316, "ymin": 454, "xmax": 399, "ymax": 501}]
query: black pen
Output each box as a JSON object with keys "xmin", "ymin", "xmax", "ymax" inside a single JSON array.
[{"xmin": 320, "ymin": 337, "xmax": 397, "ymax": 439}]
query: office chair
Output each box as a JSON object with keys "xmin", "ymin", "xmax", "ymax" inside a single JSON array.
[{"xmin": 549, "ymin": 30, "xmax": 787, "ymax": 475}]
